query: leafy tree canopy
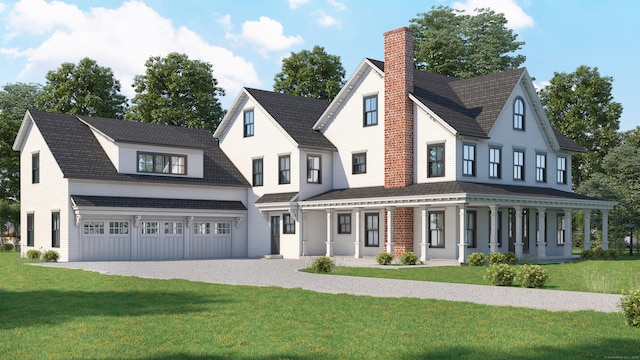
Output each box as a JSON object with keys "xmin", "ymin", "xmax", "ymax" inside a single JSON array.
[
  {"xmin": 0, "ymin": 83, "xmax": 42, "ymax": 201},
  {"xmin": 36, "ymin": 57, "xmax": 127, "ymax": 118},
  {"xmin": 539, "ymin": 65, "xmax": 623, "ymax": 189},
  {"xmin": 274, "ymin": 45, "xmax": 345, "ymax": 100},
  {"xmin": 410, "ymin": 5, "xmax": 526, "ymax": 78},
  {"xmin": 127, "ymin": 53, "xmax": 225, "ymax": 132}
]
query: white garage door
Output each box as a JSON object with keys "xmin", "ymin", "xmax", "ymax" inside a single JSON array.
[
  {"xmin": 81, "ymin": 220, "xmax": 131, "ymax": 261},
  {"xmin": 138, "ymin": 221, "xmax": 185, "ymax": 260},
  {"xmin": 189, "ymin": 221, "xmax": 232, "ymax": 259}
]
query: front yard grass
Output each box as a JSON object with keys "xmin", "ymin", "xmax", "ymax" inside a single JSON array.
[
  {"xmin": 1, "ymin": 252, "xmax": 639, "ymax": 359},
  {"xmin": 321, "ymin": 253, "xmax": 640, "ymax": 294}
]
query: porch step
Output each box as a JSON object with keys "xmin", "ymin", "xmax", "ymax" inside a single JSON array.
[{"xmin": 263, "ymin": 254, "xmax": 284, "ymax": 259}]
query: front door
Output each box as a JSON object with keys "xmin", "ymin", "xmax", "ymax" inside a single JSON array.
[{"xmin": 270, "ymin": 216, "xmax": 280, "ymax": 255}]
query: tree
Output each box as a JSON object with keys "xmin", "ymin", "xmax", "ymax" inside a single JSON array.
[
  {"xmin": 127, "ymin": 53, "xmax": 225, "ymax": 132},
  {"xmin": 539, "ymin": 66, "xmax": 623, "ymax": 189},
  {"xmin": 410, "ymin": 6, "xmax": 526, "ymax": 78},
  {"xmin": 36, "ymin": 58, "xmax": 127, "ymax": 118},
  {"xmin": 0, "ymin": 199, "xmax": 20, "ymax": 241},
  {"xmin": 0, "ymin": 83, "xmax": 42, "ymax": 201},
  {"xmin": 273, "ymin": 46, "xmax": 345, "ymax": 100}
]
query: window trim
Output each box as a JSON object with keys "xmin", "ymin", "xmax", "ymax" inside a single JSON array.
[
  {"xmin": 513, "ymin": 97, "xmax": 525, "ymax": 130},
  {"xmin": 307, "ymin": 155, "xmax": 321, "ymax": 184},
  {"xmin": 428, "ymin": 211, "xmax": 445, "ymax": 248},
  {"xmin": 278, "ymin": 155, "xmax": 290, "ymax": 185},
  {"xmin": 352, "ymin": 152, "xmax": 367, "ymax": 174},
  {"xmin": 536, "ymin": 153, "xmax": 547, "ymax": 183},
  {"xmin": 363, "ymin": 95, "xmax": 378, "ymax": 127},
  {"xmin": 513, "ymin": 150, "xmax": 525, "ymax": 181},
  {"xmin": 365, "ymin": 213, "xmax": 380, "ymax": 247},
  {"xmin": 243, "ymin": 109, "xmax": 254, "ymax": 137},
  {"xmin": 557, "ymin": 156, "xmax": 567, "ymax": 184},
  {"xmin": 427, "ymin": 143, "xmax": 445, "ymax": 178},
  {"xmin": 466, "ymin": 210, "xmax": 477, "ymax": 248},
  {"xmin": 252, "ymin": 158, "xmax": 263, "ymax": 187},
  {"xmin": 337, "ymin": 213, "xmax": 351, "ymax": 234},
  {"xmin": 51, "ymin": 211, "xmax": 60, "ymax": 248},
  {"xmin": 137, "ymin": 151, "xmax": 187, "ymax": 175},
  {"xmin": 32, "ymin": 152, "xmax": 40, "ymax": 184},
  {"xmin": 489, "ymin": 147, "xmax": 501, "ymax": 179},
  {"xmin": 462, "ymin": 143, "xmax": 476, "ymax": 177},
  {"xmin": 283, "ymin": 213, "xmax": 295, "ymax": 234},
  {"xmin": 27, "ymin": 213, "xmax": 34, "ymax": 247}
]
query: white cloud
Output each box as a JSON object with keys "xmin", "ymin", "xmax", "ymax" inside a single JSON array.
[
  {"xmin": 0, "ymin": 0, "xmax": 260, "ymax": 100},
  {"xmin": 226, "ymin": 16, "xmax": 303, "ymax": 56},
  {"xmin": 327, "ymin": 0, "xmax": 346, "ymax": 12},
  {"xmin": 217, "ymin": 14, "xmax": 232, "ymax": 32},
  {"xmin": 452, "ymin": 0, "xmax": 535, "ymax": 30},
  {"xmin": 315, "ymin": 10, "xmax": 341, "ymax": 28},
  {"xmin": 0, "ymin": 3, "xmax": 6, "ymax": 13},
  {"xmin": 289, "ymin": 0, "xmax": 310, "ymax": 9},
  {"xmin": 533, "ymin": 80, "xmax": 550, "ymax": 92}
]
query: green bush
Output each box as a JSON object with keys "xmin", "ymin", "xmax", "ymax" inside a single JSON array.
[
  {"xmin": 26, "ymin": 250, "xmax": 41, "ymax": 260},
  {"xmin": 619, "ymin": 289, "xmax": 640, "ymax": 327},
  {"xmin": 42, "ymin": 250, "xmax": 59, "ymax": 262},
  {"xmin": 581, "ymin": 247, "xmax": 618, "ymax": 260},
  {"xmin": 504, "ymin": 252, "xmax": 517, "ymax": 265},
  {"xmin": 466, "ymin": 252, "xmax": 487, "ymax": 266},
  {"xmin": 311, "ymin": 256, "xmax": 334, "ymax": 273},
  {"xmin": 400, "ymin": 251, "xmax": 417, "ymax": 265},
  {"xmin": 485, "ymin": 264, "xmax": 515, "ymax": 286},
  {"xmin": 517, "ymin": 264, "xmax": 549, "ymax": 288},
  {"xmin": 2, "ymin": 243, "xmax": 14, "ymax": 252},
  {"xmin": 488, "ymin": 252, "xmax": 506, "ymax": 265},
  {"xmin": 376, "ymin": 252, "xmax": 393, "ymax": 265}
]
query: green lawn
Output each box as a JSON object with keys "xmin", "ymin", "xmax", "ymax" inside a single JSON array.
[
  {"xmin": 1, "ymin": 252, "xmax": 639, "ymax": 359},
  {"xmin": 323, "ymin": 254, "xmax": 640, "ymax": 294}
]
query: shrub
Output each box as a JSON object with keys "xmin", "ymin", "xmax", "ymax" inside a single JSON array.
[
  {"xmin": 376, "ymin": 252, "xmax": 393, "ymax": 265},
  {"xmin": 311, "ymin": 256, "xmax": 334, "ymax": 273},
  {"xmin": 485, "ymin": 264, "xmax": 515, "ymax": 286},
  {"xmin": 517, "ymin": 264, "xmax": 549, "ymax": 288},
  {"xmin": 488, "ymin": 252, "xmax": 506, "ymax": 265},
  {"xmin": 504, "ymin": 252, "xmax": 517, "ymax": 265},
  {"xmin": 466, "ymin": 252, "xmax": 487, "ymax": 266},
  {"xmin": 42, "ymin": 250, "xmax": 60, "ymax": 262},
  {"xmin": 619, "ymin": 289, "xmax": 640, "ymax": 327},
  {"xmin": 581, "ymin": 247, "xmax": 619, "ymax": 260},
  {"xmin": 2, "ymin": 243, "xmax": 14, "ymax": 252},
  {"xmin": 400, "ymin": 251, "xmax": 417, "ymax": 265},
  {"xmin": 26, "ymin": 250, "xmax": 41, "ymax": 260}
]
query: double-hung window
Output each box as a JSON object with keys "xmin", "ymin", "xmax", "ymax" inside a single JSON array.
[
  {"xmin": 489, "ymin": 147, "xmax": 501, "ymax": 179},
  {"xmin": 363, "ymin": 95, "xmax": 378, "ymax": 126},
  {"xmin": 338, "ymin": 214, "xmax": 351, "ymax": 234},
  {"xmin": 557, "ymin": 157, "xmax": 567, "ymax": 184},
  {"xmin": 307, "ymin": 155, "xmax": 321, "ymax": 183},
  {"xmin": 352, "ymin": 153, "xmax": 366, "ymax": 174},
  {"xmin": 428, "ymin": 144, "xmax": 445, "ymax": 177},
  {"xmin": 429, "ymin": 212, "xmax": 445, "ymax": 248},
  {"xmin": 243, "ymin": 109, "xmax": 254, "ymax": 137},
  {"xmin": 278, "ymin": 155, "xmax": 290, "ymax": 184},
  {"xmin": 283, "ymin": 213, "xmax": 295, "ymax": 234},
  {"xmin": 466, "ymin": 211, "xmax": 476, "ymax": 248},
  {"xmin": 32, "ymin": 153, "xmax": 39, "ymax": 184},
  {"xmin": 513, "ymin": 150, "xmax": 525, "ymax": 180},
  {"xmin": 51, "ymin": 212, "xmax": 60, "ymax": 248},
  {"xmin": 252, "ymin": 158, "xmax": 263, "ymax": 186},
  {"xmin": 513, "ymin": 97, "xmax": 525, "ymax": 130},
  {"xmin": 536, "ymin": 153, "xmax": 547, "ymax": 182},
  {"xmin": 463, "ymin": 144, "xmax": 476, "ymax": 176},
  {"xmin": 557, "ymin": 214, "xmax": 565, "ymax": 245},
  {"xmin": 365, "ymin": 213, "xmax": 379, "ymax": 246},
  {"xmin": 27, "ymin": 213, "xmax": 34, "ymax": 247}
]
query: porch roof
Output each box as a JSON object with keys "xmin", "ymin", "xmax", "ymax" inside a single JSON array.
[{"xmin": 71, "ymin": 195, "xmax": 247, "ymax": 211}]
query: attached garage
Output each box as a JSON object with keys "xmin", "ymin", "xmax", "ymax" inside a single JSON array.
[{"xmin": 71, "ymin": 195, "xmax": 246, "ymax": 261}]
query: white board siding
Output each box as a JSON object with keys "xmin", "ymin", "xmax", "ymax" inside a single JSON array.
[
  {"xmin": 117, "ymin": 143, "xmax": 204, "ymax": 178},
  {"xmin": 302, "ymin": 210, "xmax": 326, "ymax": 256},
  {"xmin": 298, "ymin": 149, "xmax": 334, "ymax": 200},
  {"xmin": 90, "ymin": 129, "xmax": 120, "ymax": 171},
  {"xmin": 414, "ymin": 106, "xmax": 458, "ymax": 184}
]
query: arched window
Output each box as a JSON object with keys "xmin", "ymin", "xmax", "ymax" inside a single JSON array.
[{"xmin": 513, "ymin": 97, "xmax": 525, "ymax": 130}]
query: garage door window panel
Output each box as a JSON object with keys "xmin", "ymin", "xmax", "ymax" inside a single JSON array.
[
  {"xmin": 142, "ymin": 222, "xmax": 159, "ymax": 235},
  {"xmin": 84, "ymin": 221, "xmax": 105, "ymax": 235},
  {"xmin": 164, "ymin": 222, "xmax": 183, "ymax": 235},
  {"xmin": 194, "ymin": 222, "xmax": 211, "ymax": 235},
  {"xmin": 215, "ymin": 222, "xmax": 231, "ymax": 235}
]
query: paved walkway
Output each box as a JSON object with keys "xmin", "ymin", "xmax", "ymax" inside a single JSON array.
[{"xmin": 36, "ymin": 257, "xmax": 622, "ymax": 313}]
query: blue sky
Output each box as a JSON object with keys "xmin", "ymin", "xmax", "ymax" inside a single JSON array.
[{"xmin": 0, "ymin": 0, "xmax": 638, "ymax": 130}]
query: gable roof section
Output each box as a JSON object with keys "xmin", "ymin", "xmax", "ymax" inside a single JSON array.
[
  {"xmin": 244, "ymin": 88, "xmax": 336, "ymax": 150},
  {"xmin": 255, "ymin": 192, "xmax": 299, "ymax": 204},
  {"xmin": 28, "ymin": 110, "xmax": 249, "ymax": 187},
  {"xmin": 71, "ymin": 195, "xmax": 246, "ymax": 210}
]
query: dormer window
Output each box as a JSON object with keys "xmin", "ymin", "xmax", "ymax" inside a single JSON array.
[
  {"xmin": 513, "ymin": 97, "xmax": 525, "ymax": 130},
  {"xmin": 137, "ymin": 152, "xmax": 187, "ymax": 175}
]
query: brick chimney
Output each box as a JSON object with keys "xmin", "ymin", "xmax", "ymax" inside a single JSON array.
[
  {"xmin": 383, "ymin": 27, "xmax": 414, "ymax": 257},
  {"xmin": 384, "ymin": 27, "xmax": 414, "ymax": 189}
]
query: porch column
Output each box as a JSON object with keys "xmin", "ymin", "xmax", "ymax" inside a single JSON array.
[
  {"xmin": 564, "ymin": 209, "xmax": 573, "ymax": 258},
  {"xmin": 325, "ymin": 210, "xmax": 333, "ymax": 257},
  {"xmin": 601, "ymin": 209, "xmax": 609, "ymax": 250},
  {"xmin": 386, "ymin": 207, "xmax": 394, "ymax": 255},
  {"xmin": 584, "ymin": 209, "xmax": 591, "ymax": 250},
  {"xmin": 354, "ymin": 208, "xmax": 362, "ymax": 258},
  {"xmin": 514, "ymin": 206, "xmax": 524, "ymax": 258},
  {"xmin": 420, "ymin": 205, "xmax": 428, "ymax": 262},
  {"xmin": 537, "ymin": 207, "xmax": 546, "ymax": 259},
  {"xmin": 489, "ymin": 205, "xmax": 498, "ymax": 254},
  {"xmin": 458, "ymin": 205, "xmax": 468, "ymax": 263}
]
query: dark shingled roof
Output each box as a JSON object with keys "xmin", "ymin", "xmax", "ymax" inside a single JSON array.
[
  {"xmin": 71, "ymin": 195, "xmax": 246, "ymax": 210},
  {"xmin": 366, "ymin": 59, "xmax": 582, "ymax": 150},
  {"xmin": 304, "ymin": 181, "xmax": 597, "ymax": 202},
  {"xmin": 29, "ymin": 111, "xmax": 249, "ymax": 187},
  {"xmin": 245, "ymin": 88, "xmax": 336, "ymax": 150},
  {"xmin": 255, "ymin": 192, "xmax": 299, "ymax": 204}
]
